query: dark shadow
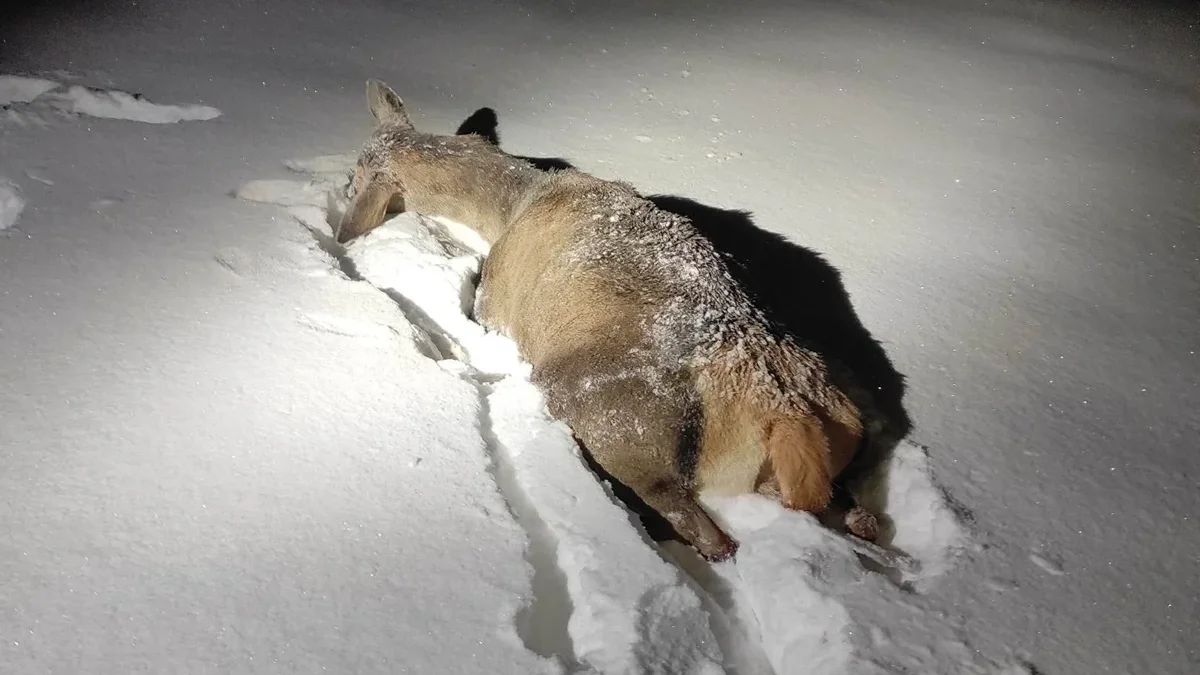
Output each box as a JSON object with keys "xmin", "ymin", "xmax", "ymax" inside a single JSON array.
[
  {"xmin": 641, "ymin": 193, "xmax": 913, "ymax": 460},
  {"xmin": 0, "ymin": 1, "xmax": 129, "ymax": 61},
  {"xmin": 455, "ymin": 107, "xmax": 912, "ymax": 545}
]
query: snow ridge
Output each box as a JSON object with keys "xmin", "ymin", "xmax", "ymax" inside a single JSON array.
[{"xmin": 0, "ymin": 74, "xmax": 221, "ymax": 125}]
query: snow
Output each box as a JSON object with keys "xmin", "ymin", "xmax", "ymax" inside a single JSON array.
[
  {"xmin": 0, "ymin": 74, "xmax": 221, "ymax": 124},
  {"xmin": 0, "ymin": 75, "xmax": 57, "ymax": 105},
  {"xmin": 1, "ymin": 74, "xmax": 222, "ymax": 126},
  {"xmin": 861, "ymin": 442, "xmax": 971, "ymax": 585},
  {"xmin": 0, "ymin": 177, "xmax": 23, "ymax": 230},
  {"xmin": 43, "ymin": 84, "xmax": 221, "ymax": 123},
  {"xmin": 1, "ymin": 0, "xmax": 1197, "ymax": 674}
]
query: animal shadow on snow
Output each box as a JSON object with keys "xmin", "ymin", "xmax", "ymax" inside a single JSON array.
[{"xmin": 457, "ymin": 107, "xmax": 913, "ymax": 548}]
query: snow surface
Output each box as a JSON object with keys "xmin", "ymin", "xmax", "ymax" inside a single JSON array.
[
  {"xmin": 0, "ymin": 75, "xmax": 57, "ymax": 105},
  {"xmin": 0, "ymin": 177, "xmax": 23, "ymax": 230},
  {"xmin": 44, "ymin": 84, "xmax": 222, "ymax": 123},
  {"xmin": 0, "ymin": 74, "xmax": 221, "ymax": 125},
  {"xmin": 1, "ymin": 0, "xmax": 1197, "ymax": 674}
]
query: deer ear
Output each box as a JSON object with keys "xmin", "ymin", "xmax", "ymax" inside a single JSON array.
[
  {"xmin": 455, "ymin": 107, "xmax": 500, "ymax": 145},
  {"xmin": 366, "ymin": 79, "xmax": 412, "ymax": 129}
]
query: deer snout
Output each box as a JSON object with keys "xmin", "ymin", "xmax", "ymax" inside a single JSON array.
[{"xmin": 336, "ymin": 180, "xmax": 395, "ymax": 244}]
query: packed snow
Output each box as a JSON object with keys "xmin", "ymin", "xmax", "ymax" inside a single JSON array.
[{"xmin": 1, "ymin": 0, "xmax": 1196, "ymax": 674}]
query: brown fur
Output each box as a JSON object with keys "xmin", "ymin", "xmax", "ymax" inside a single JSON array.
[{"xmin": 338, "ymin": 80, "xmax": 877, "ymax": 560}]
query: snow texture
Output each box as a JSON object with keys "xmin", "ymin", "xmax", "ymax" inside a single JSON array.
[
  {"xmin": 0, "ymin": 178, "xmax": 23, "ymax": 230},
  {"xmin": 0, "ymin": 74, "xmax": 57, "ymax": 105},
  {"xmin": 1, "ymin": 0, "xmax": 1196, "ymax": 674},
  {"xmin": 43, "ymin": 85, "xmax": 221, "ymax": 123},
  {"xmin": 0, "ymin": 74, "xmax": 219, "ymax": 124}
]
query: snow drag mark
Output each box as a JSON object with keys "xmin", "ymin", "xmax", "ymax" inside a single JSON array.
[
  {"xmin": 225, "ymin": 177, "xmax": 561, "ymax": 675},
  {"xmin": 0, "ymin": 178, "xmax": 25, "ymax": 231},
  {"xmin": 660, "ymin": 545, "xmax": 777, "ymax": 675}
]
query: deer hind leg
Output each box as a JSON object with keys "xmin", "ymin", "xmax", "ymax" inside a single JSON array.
[
  {"xmin": 534, "ymin": 357, "xmax": 737, "ymax": 560},
  {"xmin": 591, "ymin": 443, "xmax": 738, "ymax": 561},
  {"xmin": 565, "ymin": 404, "xmax": 736, "ymax": 559}
]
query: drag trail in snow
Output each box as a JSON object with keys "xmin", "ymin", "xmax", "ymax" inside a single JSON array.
[{"xmin": 235, "ymin": 155, "xmax": 1019, "ymax": 674}]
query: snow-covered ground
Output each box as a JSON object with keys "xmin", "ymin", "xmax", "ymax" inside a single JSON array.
[{"xmin": 1, "ymin": 1, "xmax": 1196, "ymax": 673}]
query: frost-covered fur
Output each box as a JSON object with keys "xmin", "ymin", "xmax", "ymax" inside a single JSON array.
[{"xmin": 338, "ymin": 79, "xmax": 874, "ymax": 560}]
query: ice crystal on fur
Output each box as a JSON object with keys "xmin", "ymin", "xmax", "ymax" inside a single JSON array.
[{"xmin": 563, "ymin": 179, "xmax": 842, "ymax": 416}]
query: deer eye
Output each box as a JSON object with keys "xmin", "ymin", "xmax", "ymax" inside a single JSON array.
[{"xmin": 346, "ymin": 165, "xmax": 366, "ymax": 199}]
